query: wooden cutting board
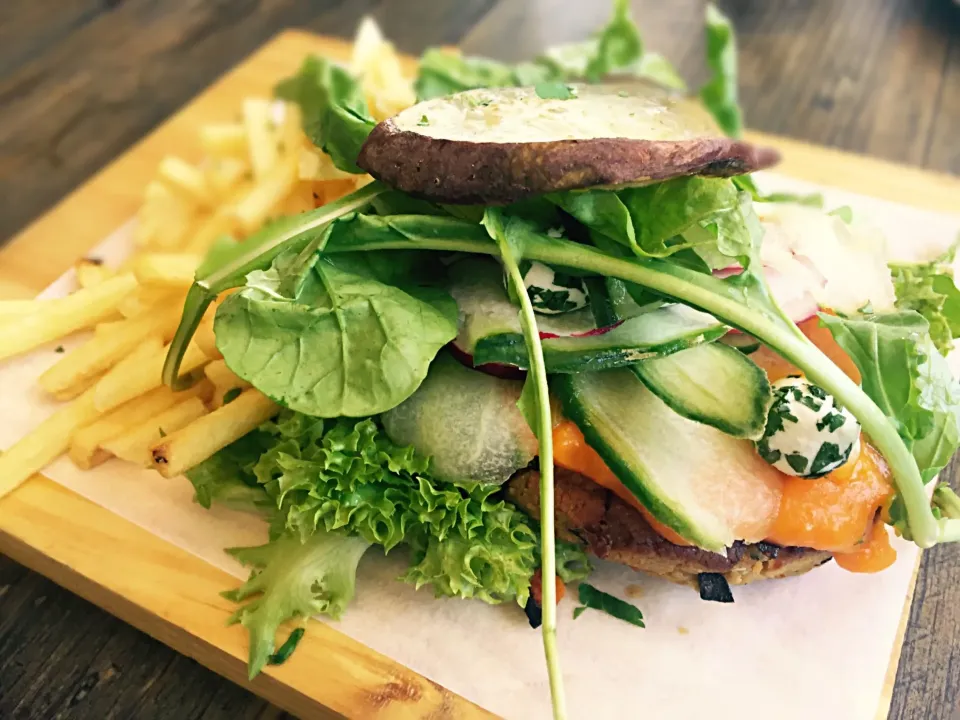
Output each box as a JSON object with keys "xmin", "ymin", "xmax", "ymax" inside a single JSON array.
[{"xmin": 2, "ymin": 30, "xmax": 959, "ymax": 720}]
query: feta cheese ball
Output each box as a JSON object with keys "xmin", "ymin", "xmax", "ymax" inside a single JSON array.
[
  {"xmin": 507, "ymin": 260, "xmax": 590, "ymax": 315},
  {"xmin": 756, "ymin": 376, "xmax": 861, "ymax": 478}
]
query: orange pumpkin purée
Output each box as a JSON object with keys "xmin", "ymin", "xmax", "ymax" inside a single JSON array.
[
  {"xmin": 833, "ymin": 518, "xmax": 898, "ymax": 573},
  {"xmin": 766, "ymin": 442, "xmax": 894, "ymax": 553},
  {"xmin": 552, "ymin": 421, "xmax": 692, "ymax": 545},
  {"xmin": 748, "ymin": 315, "xmax": 861, "ymax": 384}
]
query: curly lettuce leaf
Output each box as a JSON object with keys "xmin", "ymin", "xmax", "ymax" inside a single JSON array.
[
  {"xmin": 185, "ymin": 430, "xmax": 275, "ymax": 514},
  {"xmin": 275, "ymin": 55, "xmax": 375, "ymax": 173},
  {"xmin": 249, "ymin": 413, "xmax": 539, "ymax": 599},
  {"xmin": 890, "ymin": 242, "xmax": 960, "ymax": 356},
  {"xmin": 224, "ymin": 528, "xmax": 372, "ymax": 677},
  {"xmin": 700, "ymin": 3, "xmax": 742, "ymax": 138},
  {"xmin": 214, "ymin": 251, "xmax": 457, "ymax": 417}
]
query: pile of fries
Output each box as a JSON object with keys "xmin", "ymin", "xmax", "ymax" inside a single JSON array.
[{"xmin": 0, "ymin": 19, "xmax": 414, "ymax": 499}]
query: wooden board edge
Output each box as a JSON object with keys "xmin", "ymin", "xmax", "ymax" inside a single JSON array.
[
  {"xmin": 0, "ymin": 476, "xmax": 491, "ymax": 720},
  {"xmin": 875, "ymin": 554, "xmax": 923, "ymax": 720}
]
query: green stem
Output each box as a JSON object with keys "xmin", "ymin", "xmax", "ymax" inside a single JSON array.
[{"xmin": 491, "ymin": 218, "xmax": 566, "ymax": 719}]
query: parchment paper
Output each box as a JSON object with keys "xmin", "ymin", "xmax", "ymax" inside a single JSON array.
[{"xmin": 1, "ymin": 173, "xmax": 958, "ymax": 720}]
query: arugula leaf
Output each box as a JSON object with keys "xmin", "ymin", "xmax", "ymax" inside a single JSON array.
[
  {"xmin": 275, "ymin": 56, "xmax": 375, "ymax": 173},
  {"xmin": 163, "ymin": 183, "xmax": 386, "ymax": 390},
  {"xmin": 890, "ymin": 242, "xmax": 960, "ymax": 355},
  {"xmin": 224, "ymin": 528, "xmax": 372, "ymax": 678},
  {"xmin": 572, "ymin": 583, "xmax": 645, "ymax": 627},
  {"xmin": 215, "ymin": 253, "xmax": 457, "ymax": 417},
  {"xmin": 700, "ymin": 3, "xmax": 743, "ymax": 138}
]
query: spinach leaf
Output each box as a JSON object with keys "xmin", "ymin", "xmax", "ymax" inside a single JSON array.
[
  {"xmin": 700, "ymin": 3, "xmax": 743, "ymax": 138},
  {"xmin": 214, "ymin": 253, "xmax": 458, "ymax": 417},
  {"xmin": 275, "ymin": 55, "xmax": 375, "ymax": 173},
  {"xmin": 890, "ymin": 241, "xmax": 960, "ymax": 356},
  {"xmin": 548, "ymin": 177, "xmax": 754, "ymax": 264},
  {"xmin": 572, "ymin": 582, "xmax": 645, "ymax": 627}
]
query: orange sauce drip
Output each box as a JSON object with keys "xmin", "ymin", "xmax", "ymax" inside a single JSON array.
[
  {"xmin": 552, "ymin": 421, "xmax": 692, "ymax": 546},
  {"xmin": 833, "ymin": 518, "xmax": 898, "ymax": 573}
]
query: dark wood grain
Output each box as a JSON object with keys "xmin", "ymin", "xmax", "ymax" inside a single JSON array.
[{"xmin": 1, "ymin": 0, "xmax": 959, "ymax": 718}]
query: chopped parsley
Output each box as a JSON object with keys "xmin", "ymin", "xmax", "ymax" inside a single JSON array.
[
  {"xmin": 573, "ymin": 583, "xmax": 645, "ymax": 627},
  {"xmin": 535, "ymin": 82, "xmax": 576, "ymax": 100},
  {"xmin": 222, "ymin": 387, "xmax": 243, "ymax": 405},
  {"xmin": 417, "ymin": 114, "xmax": 430, "ymax": 126}
]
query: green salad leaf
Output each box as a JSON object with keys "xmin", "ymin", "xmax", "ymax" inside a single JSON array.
[
  {"xmin": 700, "ymin": 3, "xmax": 742, "ymax": 138},
  {"xmin": 275, "ymin": 55, "xmax": 375, "ymax": 173},
  {"xmin": 205, "ymin": 411, "xmax": 544, "ymax": 677},
  {"xmin": 413, "ymin": 0, "xmax": 678, "ymax": 101},
  {"xmin": 890, "ymin": 242, "xmax": 960, "ymax": 356},
  {"xmin": 214, "ymin": 251, "xmax": 458, "ymax": 417},
  {"xmin": 572, "ymin": 583, "xmax": 645, "ymax": 627},
  {"xmin": 225, "ymin": 528, "xmax": 372, "ymax": 677},
  {"xmin": 548, "ymin": 177, "xmax": 755, "ymax": 264},
  {"xmin": 185, "ymin": 430, "xmax": 274, "ymax": 514},
  {"xmin": 818, "ymin": 311, "xmax": 960, "ymax": 483}
]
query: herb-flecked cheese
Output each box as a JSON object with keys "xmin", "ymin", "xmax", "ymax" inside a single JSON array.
[
  {"xmin": 508, "ymin": 260, "xmax": 590, "ymax": 315},
  {"xmin": 755, "ymin": 376, "xmax": 861, "ymax": 478}
]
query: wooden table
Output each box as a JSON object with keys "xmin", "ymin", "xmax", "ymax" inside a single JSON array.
[{"xmin": 1, "ymin": 1, "xmax": 958, "ymax": 718}]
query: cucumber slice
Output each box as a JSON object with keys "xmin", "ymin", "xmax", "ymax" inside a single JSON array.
[
  {"xmin": 554, "ymin": 369, "xmax": 784, "ymax": 551},
  {"xmin": 475, "ymin": 305, "xmax": 726, "ymax": 372},
  {"xmin": 381, "ymin": 352, "xmax": 537, "ymax": 485},
  {"xmin": 450, "ymin": 258, "xmax": 724, "ymax": 373},
  {"xmin": 631, "ymin": 343, "xmax": 772, "ymax": 439}
]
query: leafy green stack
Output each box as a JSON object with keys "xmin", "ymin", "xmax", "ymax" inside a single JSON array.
[{"xmin": 160, "ymin": 2, "xmax": 960, "ymax": 717}]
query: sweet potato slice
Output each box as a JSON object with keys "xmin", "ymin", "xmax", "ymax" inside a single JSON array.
[{"xmin": 357, "ymin": 82, "xmax": 779, "ymax": 204}]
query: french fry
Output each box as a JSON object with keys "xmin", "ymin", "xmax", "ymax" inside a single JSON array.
[
  {"xmin": 93, "ymin": 338, "xmax": 208, "ymax": 413},
  {"xmin": 136, "ymin": 180, "xmax": 198, "ymax": 250},
  {"xmin": 204, "ymin": 359, "xmax": 251, "ymax": 408},
  {"xmin": 95, "ymin": 319, "xmax": 126, "ymax": 338},
  {"xmin": 298, "ymin": 146, "xmax": 355, "ymax": 181},
  {"xmin": 151, "ymin": 389, "xmax": 279, "ymax": 477},
  {"xmin": 51, "ymin": 371, "xmax": 104, "ymax": 402},
  {"xmin": 103, "ymin": 397, "xmax": 209, "ymax": 467},
  {"xmin": 38, "ymin": 304, "xmax": 184, "ymax": 397},
  {"xmin": 157, "ymin": 156, "xmax": 213, "ymax": 207},
  {"xmin": 0, "ymin": 389, "xmax": 101, "ymax": 500},
  {"xmin": 206, "ymin": 157, "xmax": 249, "ymax": 199},
  {"xmin": 133, "ymin": 253, "xmax": 202, "ymax": 290},
  {"xmin": 117, "ymin": 288, "xmax": 185, "ymax": 319},
  {"xmin": 0, "ymin": 273, "xmax": 138, "ymax": 362},
  {"xmin": 193, "ymin": 319, "xmax": 221, "ymax": 360},
  {"xmin": 69, "ymin": 381, "xmax": 214, "ymax": 469},
  {"xmin": 199, "ymin": 123, "xmax": 247, "ymax": 158},
  {"xmin": 279, "ymin": 182, "xmax": 316, "ymax": 215},
  {"xmin": 243, "ymin": 98, "xmax": 280, "ymax": 179},
  {"xmin": 75, "ymin": 258, "xmax": 114, "ymax": 289},
  {"xmin": 0, "ymin": 299, "xmax": 51, "ymax": 324},
  {"xmin": 231, "ymin": 156, "xmax": 298, "ymax": 233}
]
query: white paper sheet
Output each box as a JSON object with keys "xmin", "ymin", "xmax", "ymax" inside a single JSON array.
[{"xmin": 1, "ymin": 173, "xmax": 958, "ymax": 720}]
